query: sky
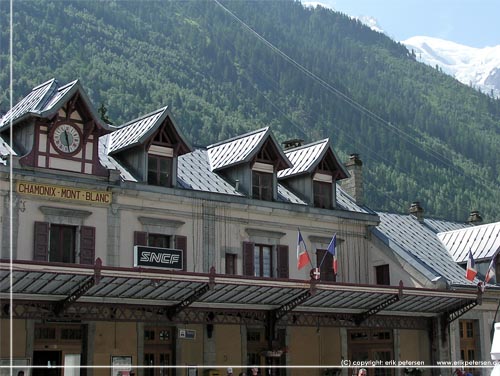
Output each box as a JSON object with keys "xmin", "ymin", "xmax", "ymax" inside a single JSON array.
[{"xmin": 313, "ymin": 0, "xmax": 500, "ymax": 48}]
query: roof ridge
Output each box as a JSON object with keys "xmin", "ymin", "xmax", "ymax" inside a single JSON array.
[
  {"xmin": 115, "ymin": 105, "xmax": 168, "ymax": 129},
  {"xmin": 283, "ymin": 138, "xmax": 329, "ymax": 153},
  {"xmin": 207, "ymin": 126, "xmax": 269, "ymax": 149}
]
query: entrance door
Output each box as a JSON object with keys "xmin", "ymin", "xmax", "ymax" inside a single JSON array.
[
  {"xmin": 348, "ymin": 329, "xmax": 393, "ymax": 376},
  {"xmin": 32, "ymin": 351, "xmax": 62, "ymax": 376},
  {"xmin": 144, "ymin": 326, "xmax": 174, "ymax": 376}
]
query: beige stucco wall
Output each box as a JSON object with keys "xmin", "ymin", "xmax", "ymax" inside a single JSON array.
[
  {"xmin": 0, "ymin": 319, "xmax": 27, "ymax": 358},
  {"xmin": 176, "ymin": 324, "xmax": 204, "ymax": 375},
  {"xmin": 288, "ymin": 326, "xmax": 341, "ymax": 375},
  {"xmin": 93, "ymin": 321, "xmax": 138, "ymax": 376},
  {"xmin": 214, "ymin": 325, "xmax": 243, "ymax": 374},
  {"xmin": 398, "ymin": 329, "xmax": 431, "ymax": 370}
]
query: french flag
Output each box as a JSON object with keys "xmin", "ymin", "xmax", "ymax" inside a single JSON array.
[
  {"xmin": 327, "ymin": 234, "xmax": 337, "ymax": 275},
  {"xmin": 297, "ymin": 230, "xmax": 311, "ymax": 270},
  {"xmin": 465, "ymin": 249, "xmax": 477, "ymax": 282}
]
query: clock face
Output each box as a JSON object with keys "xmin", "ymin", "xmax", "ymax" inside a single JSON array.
[{"xmin": 51, "ymin": 123, "xmax": 82, "ymax": 154}]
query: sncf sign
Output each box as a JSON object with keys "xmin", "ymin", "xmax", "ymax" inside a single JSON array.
[{"xmin": 134, "ymin": 246, "xmax": 183, "ymax": 270}]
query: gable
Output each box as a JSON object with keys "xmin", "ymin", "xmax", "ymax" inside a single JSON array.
[{"xmin": 12, "ymin": 80, "xmax": 111, "ymax": 176}]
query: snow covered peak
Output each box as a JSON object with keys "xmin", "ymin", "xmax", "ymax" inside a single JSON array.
[{"xmin": 403, "ymin": 36, "xmax": 500, "ymax": 98}]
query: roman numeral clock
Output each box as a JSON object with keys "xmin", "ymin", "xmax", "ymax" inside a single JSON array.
[{"xmin": 50, "ymin": 122, "xmax": 82, "ymax": 155}]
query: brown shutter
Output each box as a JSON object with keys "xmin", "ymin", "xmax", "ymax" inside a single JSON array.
[
  {"xmin": 277, "ymin": 245, "xmax": 289, "ymax": 278},
  {"xmin": 243, "ymin": 241, "xmax": 254, "ymax": 276},
  {"xmin": 175, "ymin": 235, "xmax": 187, "ymax": 271},
  {"xmin": 34, "ymin": 221, "xmax": 49, "ymax": 261},
  {"xmin": 80, "ymin": 226, "xmax": 95, "ymax": 265},
  {"xmin": 134, "ymin": 231, "xmax": 148, "ymax": 246}
]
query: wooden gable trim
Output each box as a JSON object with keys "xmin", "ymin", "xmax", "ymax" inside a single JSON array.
[
  {"xmin": 252, "ymin": 138, "xmax": 289, "ymax": 171},
  {"xmin": 313, "ymin": 149, "xmax": 347, "ymax": 181}
]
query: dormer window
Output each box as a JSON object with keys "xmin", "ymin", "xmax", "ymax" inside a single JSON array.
[
  {"xmin": 313, "ymin": 173, "xmax": 333, "ymax": 209},
  {"xmin": 252, "ymin": 162, "xmax": 274, "ymax": 201},
  {"xmin": 148, "ymin": 145, "xmax": 173, "ymax": 187}
]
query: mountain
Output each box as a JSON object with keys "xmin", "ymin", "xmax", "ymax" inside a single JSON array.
[
  {"xmin": 1, "ymin": 0, "xmax": 499, "ymax": 222},
  {"xmin": 403, "ymin": 36, "xmax": 500, "ymax": 98}
]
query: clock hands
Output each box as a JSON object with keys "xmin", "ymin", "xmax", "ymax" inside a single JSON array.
[{"xmin": 63, "ymin": 130, "xmax": 71, "ymax": 152}]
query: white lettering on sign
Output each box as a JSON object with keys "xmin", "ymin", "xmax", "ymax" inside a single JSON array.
[{"xmin": 139, "ymin": 251, "xmax": 180, "ymax": 265}]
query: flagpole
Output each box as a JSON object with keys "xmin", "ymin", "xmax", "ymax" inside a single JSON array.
[{"xmin": 318, "ymin": 249, "xmax": 328, "ymax": 269}]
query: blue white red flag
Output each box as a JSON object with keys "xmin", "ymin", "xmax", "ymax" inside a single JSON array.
[
  {"xmin": 485, "ymin": 255, "xmax": 498, "ymax": 284},
  {"xmin": 327, "ymin": 234, "xmax": 337, "ymax": 275},
  {"xmin": 466, "ymin": 249, "xmax": 477, "ymax": 282},
  {"xmin": 297, "ymin": 230, "xmax": 311, "ymax": 270}
]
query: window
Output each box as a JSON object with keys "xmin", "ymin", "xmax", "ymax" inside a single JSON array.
[
  {"xmin": 144, "ymin": 326, "xmax": 173, "ymax": 376},
  {"xmin": 316, "ymin": 249, "xmax": 336, "ymax": 282},
  {"xmin": 34, "ymin": 222, "xmax": 95, "ymax": 264},
  {"xmin": 49, "ymin": 224, "xmax": 76, "ymax": 263},
  {"xmin": 148, "ymin": 155, "xmax": 172, "ymax": 187},
  {"xmin": 254, "ymin": 244, "xmax": 272, "ymax": 277},
  {"xmin": 134, "ymin": 231, "xmax": 187, "ymax": 271},
  {"xmin": 148, "ymin": 233, "xmax": 171, "ymax": 248},
  {"xmin": 375, "ymin": 264, "xmax": 390, "ymax": 285},
  {"xmin": 459, "ymin": 320, "xmax": 479, "ymax": 375},
  {"xmin": 313, "ymin": 181, "xmax": 332, "ymax": 209},
  {"xmin": 243, "ymin": 242, "xmax": 289, "ymax": 278},
  {"xmin": 226, "ymin": 253, "xmax": 236, "ymax": 275},
  {"xmin": 252, "ymin": 171, "xmax": 273, "ymax": 201}
]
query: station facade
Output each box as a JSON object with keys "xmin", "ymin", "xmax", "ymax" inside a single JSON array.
[{"xmin": 0, "ymin": 79, "xmax": 497, "ymax": 376}]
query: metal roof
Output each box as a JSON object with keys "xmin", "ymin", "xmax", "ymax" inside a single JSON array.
[
  {"xmin": 278, "ymin": 139, "xmax": 329, "ymax": 178},
  {"xmin": 438, "ymin": 222, "xmax": 500, "ymax": 263},
  {"xmin": 0, "ymin": 79, "xmax": 56, "ymax": 130},
  {"xmin": 278, "ymin": 139, "xmax": 349, "ymax": 180},
  {"xmin": 107, "ymin": 106, "xmax": 168, "ymax": 154},
  {"xmin": 177, "ymin": 149, "xmax": 245, "ymax": 196},
  {"xmin": 0, "ymin": 79, "xmax": 111, "ymax": 132},
  {"xmin": 373, "ymin": 212, "xmax": 474, "ymax": 286},
  {"xmin": 0, "ymin": 261, "xmax": 481, "ymax": 318},
  {"xmin": 207, "ymin": 127, "xmax": 291, "ymax": 172},
  {"xmin": 207, "ymin": 127, "xmax": 269, "ymax": 171}
]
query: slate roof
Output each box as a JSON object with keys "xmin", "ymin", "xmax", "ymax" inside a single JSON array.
[
  {"xmin": 438, "ymin": 222, "xmax": 500, "ymax": 263},
  {"xmin": 373, "ymin": 212, "xmax": 475, "ymax": 286},
  {"xmin": 278, "ymin": 138, "xmax": 349, "ymax": 180},
  {"xmin": 207, "ymin": 127, "xmax": 291, "ymax": 172}
]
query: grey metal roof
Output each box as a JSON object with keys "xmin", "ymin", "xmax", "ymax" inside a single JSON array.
[
  {"xmin": 278, "ymin": 139, "xmax": 329, "ymax": 178},
  {"xmin": 373, "ymin": 212, "xmax": 475, "ymax": 286},
  {"xmin": 278, "ymin": 138, "xmax": 349, "ymax": 180},
  {"xmin": 1, "ymin": 261, "xmax": 480, "ymax": 317},
  {"xmin": 0, "ymin": 136, "xmax": 16, "ymax": 161},
  {"xmin": 207, "ymin": 127, "xmax": 291, "ymax": 172},
  {"xmin": 336, "ymin": 186, "xmax": 374, "ymax": 214},
  {"xmin": 207, "ymin": 127, "xmax": 269, "ymax": 171},
  {"xmin": 0, "ymin": 79, "xmax": 111, "ymax": 133},
  {"xmin": 107, "ymin": 106, "xmax": 167, "ymax": 154},
  {"xmin": 0, "ymin": 79, "xmax": 56, "ymax": 130},
  {"xmin": 177, "ymin": 149, "xmax": 244, "ymax": 196},
  {"xmin": 438, "ymin": 222, "xmax": 500, "ymax": 263},
  {"xmin": 98, "ymin": 134, "xmax": 137, "ymax": 182}
]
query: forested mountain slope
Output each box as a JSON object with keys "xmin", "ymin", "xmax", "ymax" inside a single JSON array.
[{"xmin": 1, "ymin": 0, "xmax": 499, "ymax": 222}]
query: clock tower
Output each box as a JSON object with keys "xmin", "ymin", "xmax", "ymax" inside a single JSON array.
[{"xmin": 15, "ymin": 79, "xmax": 111, "ymax": 177}]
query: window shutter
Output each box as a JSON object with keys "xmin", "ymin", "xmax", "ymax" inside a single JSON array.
[
  {"xmin": 175, "ymin": 235, "xmax": 187, "ymax": 271},
  {"xmin": 34, "ymin": 221, "xmax": 49, "ymax": 261},
  {"xmin": 277, "ymin": 245, "xmax": 289, "ymax": 278},
  {"xmin": 80, "ymin": 226, "xmax": 96, "ymax": 265},
  {"xmin": 134, "ymin": 231, "xmax": 148, "ymax": 246},
  {"xmin": 243, "ymin": 241, "xmax": 254, "ymax": 276}
]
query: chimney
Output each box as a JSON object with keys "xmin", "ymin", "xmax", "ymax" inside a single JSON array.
[
  {"xmin": 409, "ymin": 201, "xmax": 424, "ymax": 222},
  {"xmin": 282, "ymin": 139, "xmax": 303, "ymax": 150},
  {"xmin": 341, "ymin": 153, "xmax": 364, "ymax": 206},
  {"xmin": 467, "ymin": 210, "xmax": 483, "ymax": 225}
]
